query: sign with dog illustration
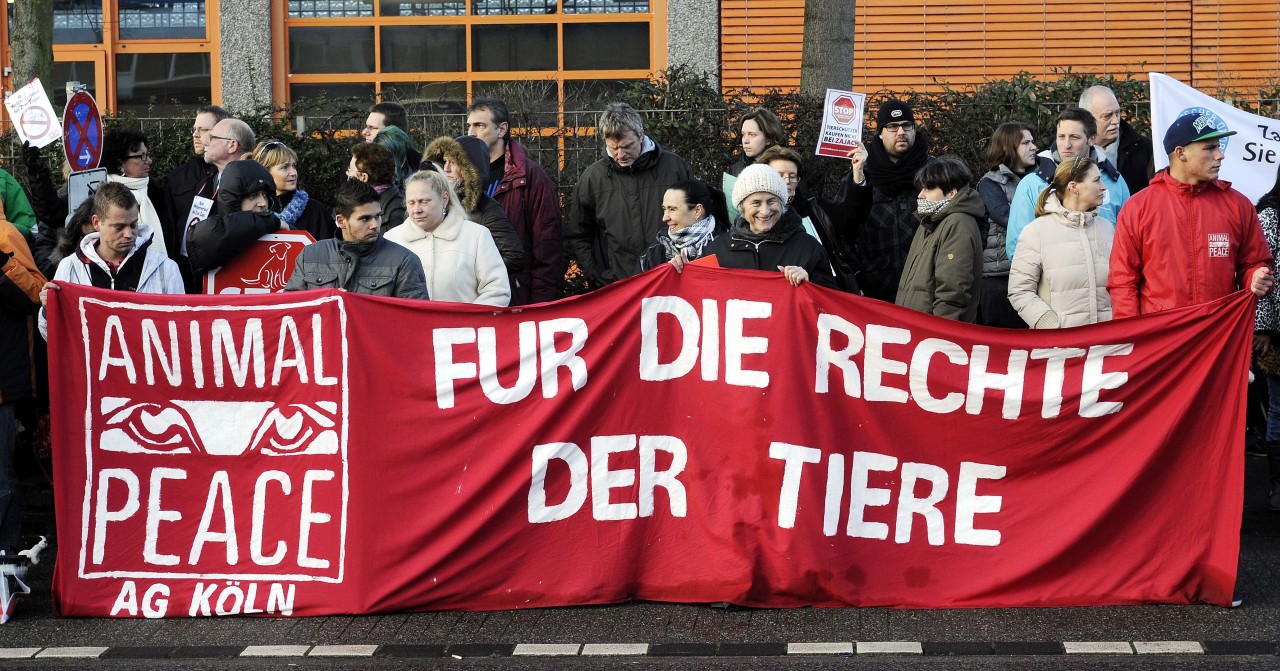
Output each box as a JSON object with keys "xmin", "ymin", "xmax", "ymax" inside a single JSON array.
[{"xmin": 203, "ymin": 231, "xmax": 315, "ymax": 294}]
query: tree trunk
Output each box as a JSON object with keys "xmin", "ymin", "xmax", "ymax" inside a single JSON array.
[
  {"xmin": 11, "ymin": 0, "xmax": 55, "ymax": 101},
  {"xmin": 799, "ymin": 0, "xmax": 855, "ymax": 98}
]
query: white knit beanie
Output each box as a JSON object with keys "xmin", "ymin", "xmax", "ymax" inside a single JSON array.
[{"xmin": 732, "ymin": 163, "xmax": 789, "ymax": 212}]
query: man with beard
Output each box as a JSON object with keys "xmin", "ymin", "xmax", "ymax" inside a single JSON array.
[{"xmin": 846, "ymin": 99, "xmax": 930, "ymax": 301}]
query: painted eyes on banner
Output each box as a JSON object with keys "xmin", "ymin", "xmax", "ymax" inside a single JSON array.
[
  {"xmin": 98, "ymin": 398, "xmax": 339, "ymax": 457},
  {"xmin": 247, "ymin": 404, "xmax": 337, "ymax": 456},
  {"xmin": 102, "ymin": 402, "xmax": 205, "ymax": 454}
]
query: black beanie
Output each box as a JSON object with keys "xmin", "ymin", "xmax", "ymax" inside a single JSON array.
[{"xmin": 876, "ymin": 99, "xmax": 915, "ymax": 131}]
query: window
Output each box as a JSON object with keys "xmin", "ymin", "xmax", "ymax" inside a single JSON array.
[
  {"xmin": 119, "ymin": 1, "xmax": 207, "ymax": 40},
  {"xmin": 14, "ymin": 1, "xmax": 220, "ymax": 116},
  {"xmin": 115, "ymin": 53, "xmax": 212, "ymax": 115},
  {"xmin": 283, "ymin": 0, "xmax": 663, "ymax": 113}
]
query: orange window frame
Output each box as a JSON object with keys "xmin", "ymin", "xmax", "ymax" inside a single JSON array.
[
  {"xmin": 0, "ymin": 0, "xmax": 220, "ymax": 120},
  {"xmin": 271, "ymin": 0, "xmax": 668, "ymax": 113}
]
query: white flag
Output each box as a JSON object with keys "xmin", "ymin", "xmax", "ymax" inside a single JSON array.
[{"xmin": 1149, "ymin": 73, "xmax": 1280, "ymax": 203}]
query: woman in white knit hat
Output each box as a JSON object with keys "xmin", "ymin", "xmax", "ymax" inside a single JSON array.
[{"xmin": 703, "ymin": 164, "xmax": 836, "ymax": 287}]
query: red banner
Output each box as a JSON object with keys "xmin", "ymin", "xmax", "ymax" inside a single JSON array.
[{"xmin": 47, "ymin": 266, "xmax": 1250, "ymax": 617}]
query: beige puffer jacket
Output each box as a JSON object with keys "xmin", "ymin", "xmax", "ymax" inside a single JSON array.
[{"xmin": 1008, "ymin": 193, "xmax": 1114, "ymax": 328}]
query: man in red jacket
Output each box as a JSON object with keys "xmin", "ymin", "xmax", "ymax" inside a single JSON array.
[
  {"xmin": 1109, "ymin": 111, "xmax": 1274, "ymax": 318},
  {"xmin": 466, "ymin": 98, "xmax": 565, "ymax": 305}
]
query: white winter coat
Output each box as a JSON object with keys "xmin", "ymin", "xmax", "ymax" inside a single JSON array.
[
  {"xmin": 39, "ymin": 224, "xmax": 185, "ymax": 338},
  {"xmin": 384, "ymin": 210, "xmax": 511, "ymax": 307},
  {"xmin": 1008, "ymin": 194, "xmax": 1114, "ymax": 328}
]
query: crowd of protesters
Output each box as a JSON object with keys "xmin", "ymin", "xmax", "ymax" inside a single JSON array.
[{"xmin": 0, "ymin": 86, "xmax": 1277, "ymax": 578}]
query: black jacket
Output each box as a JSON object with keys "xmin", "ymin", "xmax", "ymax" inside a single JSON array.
[
  {"xmin": 163, "ymin": 155, "xmax": 218, "ymax": 226},
  {"xmin": 704, "ymin": 209, "xmax": 837, "ymax": 289},
  {"xmin": 638, "ymin": 229, "xmax": 723, "ymax": 272},
  {"xmin": 0, "ymin": 232, "xmax": 40, "ymax": 405},
  {"xmin": 565, "ymin": 140, "xmax": 693, "ymax": 287},
  {"xmin": 378, "ymin": 186, "xmax": 406, "ymax": 233},
  {"xmin": 185, "ymin": 161, "xmax": 282, "ymax": 276},
  {"xmin": 1116, "ymin": 119, "xmax": 1155, "ymax": 195},
  {"xmin": 279, "ymin": 190, "xmax": 336, "ymax": 241},
  {"xmin": 792, "ymin": 191, "xmax": 861, "ymax": 294}
]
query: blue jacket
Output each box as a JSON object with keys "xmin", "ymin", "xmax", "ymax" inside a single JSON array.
[{"xmin": 1006, "ymin": 148, "xmax": 1130, "ymax": 259}]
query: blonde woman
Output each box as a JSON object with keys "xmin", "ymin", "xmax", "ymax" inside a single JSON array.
[
  {"xmin": 1008, "ymin": 156, "xmax": 1114, "ymax": 328},
  {"xmin": 384, "ymin": 171, "xmax": 510, "ymax": 306},
  {"xmin": 250, "ymin": 140, "xmax": 334, "ymax": 240}
]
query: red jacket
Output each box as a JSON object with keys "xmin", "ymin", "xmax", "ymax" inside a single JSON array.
[
  {"xmin": 1108, "ymin": 171, "xmax": 1272, "ymax": 318},
  {"xmin": 493, "ymin": 140, "xmax": 565, "ymax": 305}
]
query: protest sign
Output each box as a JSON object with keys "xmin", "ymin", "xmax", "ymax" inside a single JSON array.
[
  {"xmin": 204, "ymin": 231, "xmax": 316, "ymax": 294},
  {"xmin": 48, "ymin": 268, "xmax": 1247, "ymax": 617},
  {"xmin": 5, "ymin": 78, "xmax": 62, "ymax": 148},
  {"xmin": 1150, "ymin": 72, "xmax": 1280, "ymax": 203},
  {"xmin": 816, "ymin": 89, "xmax": 866, "ymax": 158}
]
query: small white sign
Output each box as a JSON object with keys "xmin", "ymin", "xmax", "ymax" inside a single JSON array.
[
  {"xmin": 182, "ymin": 196, "xmax": 215, "ymax": 255},
  {"xmin": 67, "ymin": 169, "xmax": 108, "ymax": 214},
  {"xmin": 4, "ymin": 78, "xmax": 62, "ymax": 148},
  {"xmin": 816, "ymin": 89, "xmax": 866, "ymax": 159}
]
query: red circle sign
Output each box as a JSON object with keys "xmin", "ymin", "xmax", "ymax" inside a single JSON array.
[
  {"xmin": 20, "ymin": 107, "xmax": 53, "ymax": 142},
  {"xmin": 63, "ymin": 91, "xmax": 104, "ymax": 171},
  {"xmin": 832, "ymin": 96, "xmax": 858, "ymax": 125}
]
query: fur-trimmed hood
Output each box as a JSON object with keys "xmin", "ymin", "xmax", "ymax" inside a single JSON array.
[{"xmin": 424, "ymin": 135, "xmax": 489, "ymax": 213}]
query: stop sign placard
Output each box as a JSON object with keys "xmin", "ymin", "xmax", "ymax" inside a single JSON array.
[
  {"xmin": 831, "ymin": 95, "xmax": 858, "ymax": 125},
  {"xmin": 816, "ymin": 89, "xmax": 867, "ymax": 159},
  {"xmin": 204, "ymin": 230, "xmax": 316, "ymax": 294}
]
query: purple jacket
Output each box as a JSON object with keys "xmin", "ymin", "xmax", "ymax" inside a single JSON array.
[{"xmin": 492, "ymin": 139, "xmax": 565, "ymax": 305}]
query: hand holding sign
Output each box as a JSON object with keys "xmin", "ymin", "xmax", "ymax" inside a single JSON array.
[{"xmin": 816, "ymin": 89, "xmax": 867, "ymax": 159}]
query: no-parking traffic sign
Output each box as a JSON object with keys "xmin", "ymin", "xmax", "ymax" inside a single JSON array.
[{"xmin": 63, "ymin": 91, "xmax": 103, "ymax": 171}]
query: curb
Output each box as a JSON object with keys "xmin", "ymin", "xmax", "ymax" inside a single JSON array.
[{"xmin": 0, "ymin": 640, "xmax": 1276, "ymax": 659}]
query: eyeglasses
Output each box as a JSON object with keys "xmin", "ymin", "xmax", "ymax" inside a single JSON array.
[
  {"xmin": 126, "ymin": 152, "xmax": 152, "ymax": 162},
  {"xmin": 192, "ymin": 126, "xmax": 212, "ymax": 136},
  {"xmin": 883, "ymin": 121, "xmax": 915, "ymax": 133},
  {"xmin": 262, "ymin": 140, "xmax": 286, "ymax": 149},
  {"xmin": 208, "ymin": 134, "xmax": 233, "ymax": 144}
]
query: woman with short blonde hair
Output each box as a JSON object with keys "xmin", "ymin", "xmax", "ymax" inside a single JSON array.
[
  {"xmin": 250, "ymin": 140, "xmax": 335, "ymax": 240},
  {"xmin": 383, "ymin": 170, "xmax": 510, "ymax": 306}
]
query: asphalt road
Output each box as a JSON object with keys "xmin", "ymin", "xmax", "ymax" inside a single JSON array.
[{"xmin": 0, "ymin": 455, "xmax": 1277, "ymax": 669}]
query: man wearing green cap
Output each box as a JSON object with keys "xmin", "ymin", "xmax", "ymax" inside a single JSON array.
[{"xmin": 1108, "ymin": 111, "xmax": 1274, "ymax": 318}]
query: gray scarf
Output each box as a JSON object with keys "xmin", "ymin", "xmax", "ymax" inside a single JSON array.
[{"xmin": 659, "ymin": 214, "xmax": 717, "ymax": 260}]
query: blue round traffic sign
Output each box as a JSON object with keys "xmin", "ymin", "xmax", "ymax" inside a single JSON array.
[{"xmin": 63, "ymin": 91, "xmax": 103, "ymax": 171}]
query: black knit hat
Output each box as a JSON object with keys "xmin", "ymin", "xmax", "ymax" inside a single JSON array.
[{"xmin": 876, "ymin": 99, "xmax": 915, "ymax": 131}]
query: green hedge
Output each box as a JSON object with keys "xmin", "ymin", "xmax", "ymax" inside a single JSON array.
[{"xmin": 8, "ymin": 67, "xmax": 1280, "ymax": 213}]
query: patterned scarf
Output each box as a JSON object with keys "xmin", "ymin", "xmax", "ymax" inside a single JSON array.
[
  {"xmin": 659, "ymin": 214, "xmax": 717, "ymax": 260},
  {"xmin": 278, "ymin": 189, "xmax": 310, "ymax": 227},
  {"xmin": 917, "ymin": 196, "xmax": 952, "ymax": 216}
]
